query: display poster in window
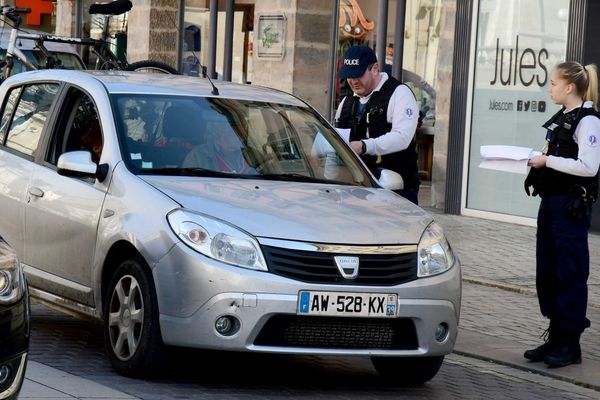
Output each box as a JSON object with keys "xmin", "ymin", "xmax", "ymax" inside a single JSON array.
[{"xmin": 466, "ymin": 0, "xmax": 569, "ymax": 217}]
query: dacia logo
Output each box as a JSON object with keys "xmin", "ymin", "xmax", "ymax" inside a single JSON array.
[
  {"xmin": 334, "ymin": 256, "xmax": 359, "ymax": 279},
  {"xmin": 344, "ymin": 59, "xmax": 360, "ymax": 66}
]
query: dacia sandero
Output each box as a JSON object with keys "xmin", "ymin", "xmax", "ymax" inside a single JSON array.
[{"xmin": 0, "ymin": 70, "xmax": 460, "ymax": 383}]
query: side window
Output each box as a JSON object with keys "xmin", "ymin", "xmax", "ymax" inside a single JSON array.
[
  {"xmin": 0, "ymin": 87, "xmax": 23, "ymax": 144},
  {"xmin": 5, "ymin": 84, "xmax": 58, "ymax": 157},
  {"xmin": 48, "ymin": 89, "xmax": 103, "ymax": 165}
]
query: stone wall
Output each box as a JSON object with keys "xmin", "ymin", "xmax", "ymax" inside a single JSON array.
[
  {"xmin": 251, "ymin": 0, "xmax": 297, "ymax": 93},
  {"xmin": 55, "ymin": 0, "xmax": 77, "ymax": 36},
  {"xmin": 127, "ymin": 0, "xmax": 180, "ymax": 67},
  {"xmin": 430, "ymin": 0, "xmax": 456, "ymax": 209},
  {"xmin": 251, "ymin": 0, "xmax": 332, "ymax": 115},
  {"xmin": 291, "ymin": 0, "xmax": 332, "ymax": 115}
]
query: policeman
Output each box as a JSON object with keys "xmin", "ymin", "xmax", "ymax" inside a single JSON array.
[
  {"xmin": 335, "ymin": 45, "xmax": 421, "ymax": 204},
  {"xmin": 524, "ymin": 61, "xmax": 600, "ymax": 368}
]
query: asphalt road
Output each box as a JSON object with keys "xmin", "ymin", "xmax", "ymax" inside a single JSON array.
[{"xmin": 29, "ymin": 303, "xmax": 600, "ymax": 400}]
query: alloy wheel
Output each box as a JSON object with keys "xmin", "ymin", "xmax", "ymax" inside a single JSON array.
[{"xmin": 107, "ymin": 274, "xmax": 145, "ymax": 361}]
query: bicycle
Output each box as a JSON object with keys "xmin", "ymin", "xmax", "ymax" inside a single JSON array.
[{"xmin": 0, "ymin": 0, "xmax": 178, "ymax": 81}]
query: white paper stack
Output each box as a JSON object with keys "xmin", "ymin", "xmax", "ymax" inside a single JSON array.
[{"xmin": 479, "ymin": 145, "xmax": 542, "ymax": 175}]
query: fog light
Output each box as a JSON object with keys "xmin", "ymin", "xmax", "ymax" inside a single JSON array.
[
  {"xmin": 215, "ymin": 316, "xmax": 239, "ymax": 336},
  {"xmin": 435, "ymin": 323, "xmax": 449, "ymax": 342},
  {"xmin": 0, "ymin": 365, "xmax": 11, "ymax": 386}
]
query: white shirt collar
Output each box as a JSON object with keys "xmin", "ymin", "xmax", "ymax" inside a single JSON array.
[{"xmin": 354, "ymin": 72, "xmax": 389, "ymax": 103}]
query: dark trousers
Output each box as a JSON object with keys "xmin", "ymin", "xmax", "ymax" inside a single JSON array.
[{"xmin": 536, "ymin": 193, "xmax": 591, "ymax": 334}]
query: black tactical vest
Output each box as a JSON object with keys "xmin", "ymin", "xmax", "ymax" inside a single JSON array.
[
  {"xmin": 540, "ymin": 105, "xmax": 600, "ymax": 196},
  {"xmin": 336, "ymin": 77, "xmax": 420, "ymax": 190}
]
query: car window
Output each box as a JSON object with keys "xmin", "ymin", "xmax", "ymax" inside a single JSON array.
[
  {"xmin": 0, "ymin": 87, "xmax": 23, "ymax": 145},
  {"xmin": 112, "ymin": 94, "xmax": 370, "ymax": 186},
  {"xmin": 5, "ymin": 83, "xmax": 58, "ymax": 157},
  {"xmin": 47, "ymin": 88, "xmax": 103, "ymax": 165}
]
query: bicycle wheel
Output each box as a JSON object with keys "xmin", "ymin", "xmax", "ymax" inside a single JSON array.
[{"xmin": 125, "ymin": 60, "xmax": 179, "ymax": 74}]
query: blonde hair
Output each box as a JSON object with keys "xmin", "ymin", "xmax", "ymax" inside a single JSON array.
[{"xmin": 556, "ymin": 61, "xmax": 599, "ymax": 110}]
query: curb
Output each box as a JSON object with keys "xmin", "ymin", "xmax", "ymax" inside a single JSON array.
[
  {"xmin": 463, "ymin": 275, "xmax": 600, "ymax": 309},
  {"xmin": 455, "ymin": 329, "xmax": 600, "ymax": 393},
  {"xmin": 453, "ymin": 349, "xmax": 600, "ymax": 392}
]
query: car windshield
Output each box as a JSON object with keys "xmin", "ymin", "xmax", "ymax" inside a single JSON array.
[{"xmin": 111, "ymin": 94, "xmax": 372, "ymax": 186}]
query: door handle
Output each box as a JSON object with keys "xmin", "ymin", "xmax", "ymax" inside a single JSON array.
[{"xmin": 28, "ymin": 187, "xmax": 44, "ymax": 198}]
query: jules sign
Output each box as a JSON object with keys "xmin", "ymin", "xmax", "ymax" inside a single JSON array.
[{"xmin": 466, "ymin": 0, "xmax": 569, "ymax": 218}]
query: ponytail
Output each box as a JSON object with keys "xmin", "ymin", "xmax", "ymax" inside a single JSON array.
[
  {"xmin": 556, "ymin": 61, "xmax": 599, "ymax": 110},
  {"xmin": 584, "ymin": 64, "xmax": 598, "ymax": 110}
]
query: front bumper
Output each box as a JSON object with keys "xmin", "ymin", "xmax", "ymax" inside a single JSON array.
[
  {"xmin": 0, "ymin": 295, "xmax": 29, "ymax": 400},
  {"xmin": 154, "ymin": 242, "xmax": 461, "ymax": 356}
]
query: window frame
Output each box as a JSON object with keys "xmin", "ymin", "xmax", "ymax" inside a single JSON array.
[{"xmin": 0, "ymin": 81, "xmax": 62, "ymax": 162}]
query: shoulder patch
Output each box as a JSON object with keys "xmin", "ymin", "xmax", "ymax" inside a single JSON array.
[
  {"xmin": 587, "ymin": 134, "xmax": 598, "ymax": 147},
  {"xmin": 404, "ymin": 108, "xmax": 415, "ymax": 119}
]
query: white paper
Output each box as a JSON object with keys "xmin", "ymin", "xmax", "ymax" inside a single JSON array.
[
  {"xmin": 479, "ymin": 159, "xmax": 529, "ymax": 174},
  {"xmin": 479, "ymin": 145, "xmax": 542, "ymax": 175},
  {"xmin": 336, "ymin": 128, "xmax": 351, "ymax": 144},
  {"xmin": 480, "ymin": 145, "xmax": 534, "ymax": 160}
]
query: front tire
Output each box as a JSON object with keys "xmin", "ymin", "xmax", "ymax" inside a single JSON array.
[
  {"xmin": 126, "ymin": 60, "xmax": 179, "ymax": 74},
  {"xmin": 103, "ymin": 256, "xmax": 166, "ymax": 377},
  {"xmin": 371, "ymin": 355, "xmax": 444, "ymax": 384}
]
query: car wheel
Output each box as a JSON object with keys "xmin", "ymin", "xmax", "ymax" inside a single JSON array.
[
  {"xmin": 371, "ymin": 355, "xmax": 444, "ymax": 384},
  {"xmin": 103, "ymin": 256, "xmax": 165, "ymax": 377}
]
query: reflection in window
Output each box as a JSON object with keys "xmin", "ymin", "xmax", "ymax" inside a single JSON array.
[
  {"xmin": 0, "ymin": 87, "xmax": 22, "ymax": 144},
  {"xmin": 5, "ymin": 84, "xmax": 58, "ymax": 156}
]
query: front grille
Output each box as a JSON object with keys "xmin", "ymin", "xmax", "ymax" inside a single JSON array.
[
  {"xmin": 254, "ymin": 315, "xmax": 418, "ymax": 350},
  {"xmin": 261, "ymin": 245, "xmax": 417, "ymax": 285}
]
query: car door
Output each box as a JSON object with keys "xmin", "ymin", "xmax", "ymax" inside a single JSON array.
[
  {"xmin": 24, "ymin": 86, "xmax": 108, "ymax": 305},
  {"xmin": 0, "ymin": 84, "xmax": 57, "ymax": 257}
]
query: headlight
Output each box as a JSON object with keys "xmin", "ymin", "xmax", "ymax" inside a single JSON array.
[
  {"xmin": 167, "ymin": 209, "xmax": 267, "ymax": 271},
  {"xmin": 0, "ymin": 249, "xmax": 24, "ymax": 305},
  {"xmin": 417, "ymin": 222, "xmax": 455, "ymax": 278}
]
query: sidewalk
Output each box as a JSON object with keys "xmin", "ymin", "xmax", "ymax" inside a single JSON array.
[
  {"xmin": 430, "ymin": 208, "xmax": 600, "ymax": 392},
  {"xmin": 18, "ymin": 196, "xmax": 600, "ymax": 397},
  {"xmin": 19, "ymin": 361, "xmax": 137, "ymax": 399}
]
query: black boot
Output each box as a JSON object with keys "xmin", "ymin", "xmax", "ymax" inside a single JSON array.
[
  {"xmin": 544, "ymin": 331, "xmax": 582, "ymax": 368},
  {"xmin": 524, "ymin": 323, "xmax": 558, "ymax": 362}
]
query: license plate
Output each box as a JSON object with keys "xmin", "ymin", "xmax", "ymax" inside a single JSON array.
[{"xmin": 297, "ymin": 291, "xmax": 398, "ymax": 318}]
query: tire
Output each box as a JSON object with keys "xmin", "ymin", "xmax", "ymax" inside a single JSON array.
[
  {"xmin": 371, "ymin": 355, "xmax": 444, "ymax": 384},
  {"xmin": 126, "ymin": 60, "xmax": 179, "ymax": 74},
  {"xmin": 103, "ymin": 256, "xmax": 166, "ymax": 377}
]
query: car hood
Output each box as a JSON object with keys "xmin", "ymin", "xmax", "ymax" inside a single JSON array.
[{"xmin": 140, "ymin": 176, "xmax": 432, "ymax": 244}]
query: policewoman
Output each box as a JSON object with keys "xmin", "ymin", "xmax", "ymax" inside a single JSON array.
[
  {"xmin": 525, "ymin": 61, "xmax": 600, "ymax": 368},
  {"xmin": 334, "ymin": 45, "xmax": 421, "ymax": 204}
]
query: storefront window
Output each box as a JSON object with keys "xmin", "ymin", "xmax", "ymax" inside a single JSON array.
[
  {"xmin": 335, "ymin": 0, "xmax": 441, "ymax": 180},
  {"xmin": 79, "ymin": 0, "xmax": 128, "ymax": 69},
  {"xmin": 182, "ymin": 1, "xmax": 253, "ymax": 83},
  {"xmin": 466, "ymin": 0, "xmax": 569, "ymax": 217}
]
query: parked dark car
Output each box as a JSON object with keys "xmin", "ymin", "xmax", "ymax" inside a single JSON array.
[{"xmin": 0, "ymin": 237, "xmax": 28, "ymax": 400}]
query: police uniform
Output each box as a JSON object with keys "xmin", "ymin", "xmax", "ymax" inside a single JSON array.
[
  {"xmin": 335, "ymin": 72, "xmax": 420, "ymax": 204},
  {"xmin": 529, "ymin": 100, "xmax": 600, "ymax": 365}
]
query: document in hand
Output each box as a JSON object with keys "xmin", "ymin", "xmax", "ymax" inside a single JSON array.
[{"xmin": 479, "ymin": 145, "xmax": 542, "ymax": 174}]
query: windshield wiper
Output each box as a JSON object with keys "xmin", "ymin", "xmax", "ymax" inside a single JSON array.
[
  {"xmin": 253, "ymin": 173, "xmax": 343, "ymax": 184},
  {"xmin": 139, "ymin": 167, "xmax": 244, "ymax": 178}
]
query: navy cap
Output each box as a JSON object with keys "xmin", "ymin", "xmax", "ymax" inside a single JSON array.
[{"xmin": 339, "ymin": 46, "xmax": 378, "ymax": 79}]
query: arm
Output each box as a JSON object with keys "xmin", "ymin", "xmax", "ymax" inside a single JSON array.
[
  {"xmin": 362, "ymin": 85, "xmax": 420, "ymax": 155},
  {"xmin": 545, "ymin": 116, "xmax": 600, "ymax": 176}
]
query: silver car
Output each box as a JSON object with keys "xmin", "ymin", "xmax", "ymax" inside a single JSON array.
[{"xmin": 0, "ymin": 70, "xmax": 460, "ymax": 383}]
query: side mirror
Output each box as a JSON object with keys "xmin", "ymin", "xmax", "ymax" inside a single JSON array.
[
  {"xmin": 377, "ymin": 168, "xmax": 404, "ymax": 191},
  {"xmin": 57, "ymin": 151, "xmax": 109, "ymax": 182}
]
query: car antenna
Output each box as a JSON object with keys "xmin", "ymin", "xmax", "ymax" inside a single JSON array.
[{"xmin": 201, "ymin": 65, "xmax": 219, "ymax": 96}]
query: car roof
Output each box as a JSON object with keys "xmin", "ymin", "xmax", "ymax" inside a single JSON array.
[
  {"xmin": 4, "ymin": 70, "xmax": 308, "ymax": 106},
  {"xmin": 0, "ymin": 26, "xmax": 80, "ymax": 54}
]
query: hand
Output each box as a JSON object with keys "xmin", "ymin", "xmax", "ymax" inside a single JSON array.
[
  {"xmin": 527, "ymin": 155, "xmax": 548, "ymax": 168},
  {"xmin": 350, "ymin": 140, "xmax": 364, "ymax": 155}
]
